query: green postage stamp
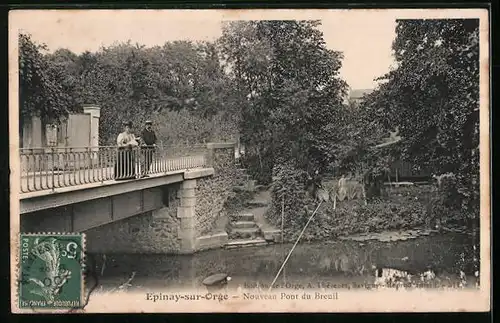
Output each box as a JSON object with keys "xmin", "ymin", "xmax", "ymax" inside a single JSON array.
[{"xmin": 18, "ymin": 233, "xmax": 85, "ymax": 310}]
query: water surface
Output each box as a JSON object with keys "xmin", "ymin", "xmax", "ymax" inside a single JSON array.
[{"xmin": 86, "ymin": 233, "xmax": 478, "ymax": 292}]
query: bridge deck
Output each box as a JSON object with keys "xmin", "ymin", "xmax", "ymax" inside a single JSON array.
[{"xmin": 19, "ymin": 156, "xmax": 207, "ymax": 198}]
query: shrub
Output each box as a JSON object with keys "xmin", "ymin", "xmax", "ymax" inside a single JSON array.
[
  {"xmin": 267, "ymin": 161, "xmax": 311, "ymax": 231},
  {"xmin": 154, "ymin": 109, "xmax": 239, "ymax": 146},
  {"xmin": 266, "ymin": 186, "xmax": 431, "ymax": 243},
  {"xmin": 427, "ymin": 174, "xmax": 471, "ymax": 227}
]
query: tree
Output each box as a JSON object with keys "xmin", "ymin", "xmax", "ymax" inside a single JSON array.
[
  {"xmin": 218, "ymin": 20, "xmax": 348, "ymax": 183},
  {"xmin": 364, "ymin": 19, "xmax": 479, "ymax": 211},
  {"xmin": 38, "ymin": 40, "xmax": 240, "ymax": 144},
  {"xmin": 19, "ymin": 34, "xmax": 72, "ymax": 129},
  {"xmin": 44, "ymin": 49, "xmax": 81, "ymax": 112}
]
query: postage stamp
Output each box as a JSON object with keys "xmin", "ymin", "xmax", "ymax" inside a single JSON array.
[
  {"xmin": 18, "ymin": 233, "xmax": 85, "ymax": 310},
  {"xmin": 9, "ymin": 7, "xmax": 490, "ymax": 314}
]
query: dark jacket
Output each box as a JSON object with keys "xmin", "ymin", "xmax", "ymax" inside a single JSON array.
[{"xmin": 141, "ymin": 129, "xmax": 157, "ymax": 146}]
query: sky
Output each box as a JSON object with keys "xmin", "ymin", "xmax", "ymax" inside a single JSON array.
[{"xmin": 9, "ymin": 9, "xmax": 486, "ymax": 90}]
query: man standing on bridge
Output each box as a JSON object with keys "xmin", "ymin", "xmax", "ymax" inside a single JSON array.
[{"xmin": 140, "ymin": 120, "xmax": 157, "ymax": 178}]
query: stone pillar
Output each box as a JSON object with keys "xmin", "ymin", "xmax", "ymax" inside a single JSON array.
[
  {"xmin": 177, "ymin": 179, "xmax": 197, "ymax": 254},
  {"xmin": 21, "ymin": 116, "xmax": 33, "ymax": 148},
  {"xmin": 206, "ymin": 142, "xmax": 238, "ymax": 169},
  {"xmin": 83, "ymin": 105, "xmax": 100, "ymax": 147},
  {"xmin": 83, "ymin": 105, "xmax": 101, "ymax": 166},
  {"xmin": 23, "ymin": 115, "xmax": 43, "ymax": 148},
  {"xmin": 206, "ymin": 143, "xmax": 215, "ymax": 167}
]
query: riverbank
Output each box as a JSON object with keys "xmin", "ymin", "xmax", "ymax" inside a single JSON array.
[{"xmin": 264, "ymin": 184, "xmax": 474, "ymax": 244}]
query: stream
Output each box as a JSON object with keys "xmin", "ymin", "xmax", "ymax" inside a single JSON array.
[{"xmin": 85, "ymin": 231, "xmax": 478, "ymax": 293}]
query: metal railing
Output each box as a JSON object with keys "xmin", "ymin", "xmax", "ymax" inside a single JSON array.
[{"xmin": 19, "ymin": 144, "xmax": 208, "ymax": 193}]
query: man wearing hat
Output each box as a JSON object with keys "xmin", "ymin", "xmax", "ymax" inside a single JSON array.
[{"xmin": 140, "ymin": 120, "xmax": 157, "ymax": 177}]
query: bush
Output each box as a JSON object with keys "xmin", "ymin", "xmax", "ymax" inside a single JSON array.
[
  {"xmin": 427, "ymin": 174, "xmax": 472, "ymax": 227},
  {"xmin": 267, "ymin": 177, "xmax": 477, "ymax": 244},
  {"xmin": 266, "ymin": 184, "xmax": 431, "ymax": 243},
  {"xmin": 154, "ymin": 109, "xmax": 239, "ymax": 146},
  {"xmin": 304, "ymin": 199, "xmax": 427, "ymax": 242},
  {"xmin": 267, "ymin": 161, "xmax": 311, "ymax": 230}
]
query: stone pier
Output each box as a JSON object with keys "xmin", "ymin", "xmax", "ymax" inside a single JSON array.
[{"xmin": 177, "ymin": 179, "xmax": 197, "ymax": 254}]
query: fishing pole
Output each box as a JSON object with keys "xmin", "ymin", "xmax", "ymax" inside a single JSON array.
[
  {"xmin": 281, "ymin": 194, "xmax": 286, "ymax": 283},
  {"xmin": 268, "ymin": 200, "xmax": 323, "ymax": 292}
]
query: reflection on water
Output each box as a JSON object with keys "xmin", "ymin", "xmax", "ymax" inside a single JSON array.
[{"xmin": 86, "ymin": 233, "xmax": 478, "ymax": 292}]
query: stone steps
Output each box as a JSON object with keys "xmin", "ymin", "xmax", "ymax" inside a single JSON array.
[
  {"xmin": 229, "ymin": 227, "xmax": 261, "ymax": 239},
  {"xmin": 232, "ymin": 185, "xmax": 248, "ymax": 193},
  {"xmin": 232, "ymin": 221, "xmax": 257, "ymax": 229},
  {"xmin": 232, "ymin": 227, "xmax": 260, "ymax": 234},
  {"xmin": 254, "ymin": 184, "xmax": 267, "ymax": 192},
  {"xmin": 225, "ymin": 238, "xmax": 268, "ymax": 249},
  {"xmin": 246, "ymin": 200, "xmax": 269, "ymax": 208},
  {"xmin": 225, "ymin": 168, "xmax": 277, "ymax": 249},
  {"xmin": 233, "ymin": 180, "xmax": 257, "ymax": 193},
  {"xmin": 235, "ymin": 213, "xmax": 255, "ymax": 221}
]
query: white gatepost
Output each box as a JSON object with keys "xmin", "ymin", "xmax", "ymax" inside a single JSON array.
[{"xmin": 83, "ymin": 105, "xmax": 101, "ymax": 166}]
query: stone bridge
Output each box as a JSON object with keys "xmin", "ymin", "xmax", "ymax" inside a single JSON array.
[{"xmin": 18, "ymin": 142, "xmax": 241, "ymax": 254}]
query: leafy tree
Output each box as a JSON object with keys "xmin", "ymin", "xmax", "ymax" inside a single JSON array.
[
  {"xmin": 19, "ymin": 34, "xmax": 72, "ymax": 131},
  {"xmin": 219, "ymin": 20, "xmax": 348, "ymax": 183},
  {"xmin": 44, "ymin": 49, "xmax": 83, "ymax": 114},
  {"xmin": 362, "ymin": 19, "xmax": 479, "ymax": 214},
  {"xmin": 40, "ymin": 40, "xmax": 238, "ymax": 144}
]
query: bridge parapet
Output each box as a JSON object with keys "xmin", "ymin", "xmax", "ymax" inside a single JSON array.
[
  {"xmin": 19, "ymin": 144, "xmax": 209, "ymax": 194},
  {"xmin": 82, "ymin": 141, "xmax": 240, "ymax": 254},
  {"xmin": 20, "ymin": 142, "xmax": 241, "ymax": 255}
]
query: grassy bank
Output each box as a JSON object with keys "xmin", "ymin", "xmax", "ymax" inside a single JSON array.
[{"xmin": 266, "ymin": 184, "xmax": 469, "ymax": 243}]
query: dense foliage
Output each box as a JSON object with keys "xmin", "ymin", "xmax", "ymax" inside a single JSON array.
[
  {"xmin": 19, "ymin": 19, "xmax": 481, "ymax": 250},
  {"xmin": 262, "ymin": 19, "xmax": 481, "ymax": 246},
  {"xmin": 19, "ymin": 34, "xmax": 74, "ymax": 128},
  {"xmin": 267, "ymin": 160, "xmax": 311, "ymax": 230},
  {"xmin": 270, "ymin": 186, "xmax": 433, "ymax": 243},
  {"xmin": 348, "ymin": 19, "xmax": 480, "ymax": 274},
  {"xmin": 359, "ymin": 19, "xmax": 480, "ymax": 217},
  {"xmin": 21, "ymin": 36, "xmax": 240, "ymax": 144},
  {"xmin": 218, "ymin": 21, "xmax": 348, "ymax": 183}
]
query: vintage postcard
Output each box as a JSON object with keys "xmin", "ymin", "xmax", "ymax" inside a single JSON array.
[{"xmin": 9, "ymin": 8, "xmax": 490, "ymax": 313}]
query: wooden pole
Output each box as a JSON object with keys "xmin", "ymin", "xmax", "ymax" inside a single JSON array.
[
  {"xmin": 268, "ymin": 201, "xmax": 323, "ymax": 292},
  {"xmin": 281, "ymin": 194, "xmax": 286, "ymax": 283},
  {"xmin": 281, "ymin": 195, "xmax": 285, "ymax": 244}
]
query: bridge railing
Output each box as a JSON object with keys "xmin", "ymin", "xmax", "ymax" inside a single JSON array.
[{"xmin": 19, "ymin": 144, "xmax": 208, "ymax": 193}]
